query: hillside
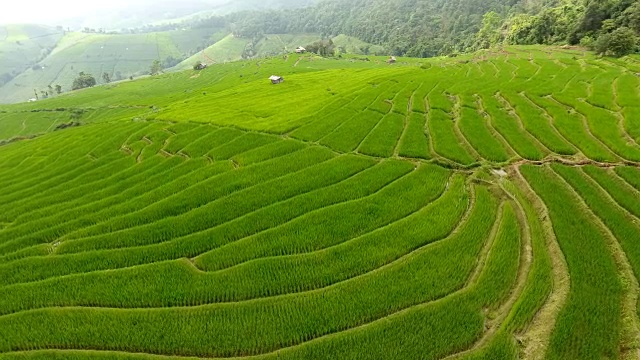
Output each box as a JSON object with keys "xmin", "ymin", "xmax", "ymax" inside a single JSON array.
[
  {"xmin": 4, "ymin": 0, "xmax": 637, "ymax": 105},
  {"xmin": 0, "ymin": 28, "xmax": 222, "ymax": 104},
  {"xmin": 173, "ymin": 33, "xmax": 378, "ymax": 70},
  {"xmin": 226, "ymin": 0, "xmax": 640, "ymax": 57},
  {"xmin": 0, "ymin": 46, "xmax": 640, "ymax": 359},
  {"xmin": 0, "ymin": 24, "xmax": 63, "ymax": 87}
]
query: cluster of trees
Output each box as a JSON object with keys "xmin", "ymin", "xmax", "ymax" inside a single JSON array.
[
  {"xmin": 72, "ymin": 72, "xmax": 97, "ymax": 90},
  {"xmin": 305, "ymin": 39, "xmax": 336, "ymax": 56},
  {"xmin": 70, "ymin": 60, "xmax": 164, "ymax": 93},
  {"xmin": 33, "ymin": 84, "xmax": 63, "ymax": 100}
]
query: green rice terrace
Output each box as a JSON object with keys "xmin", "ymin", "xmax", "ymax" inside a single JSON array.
[{"xmin": 1, "ymin": 45, "xmax": 640, "ymax": 359}]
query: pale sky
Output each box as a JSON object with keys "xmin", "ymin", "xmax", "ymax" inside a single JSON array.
[
  {"xmin": 0, "ymin": 0, "xmax": 227, "ymax": 27},
  {"xmin": 0, "ymin": 0, "xmax": 136, "ymax": 24}
]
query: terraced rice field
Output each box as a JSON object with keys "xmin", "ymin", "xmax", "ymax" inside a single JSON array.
[{"xmin": 0, "ymin": 46, "xmax": 639, "ymax": 359}]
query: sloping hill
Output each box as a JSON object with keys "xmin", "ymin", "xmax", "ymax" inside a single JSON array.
[
  {"xmin": 0, "ymin": 46, "xmax": 640, "ymax": 359},
  {"xmin": 0, "ymin": 28, "xmax": 221, "ymax": 104},
  {"xmin": 173, "ymin": 33, "xmax": 250, "ymax": 69},
  {"xmin": 0, "ymin": 24, "xmax": 63, "ymax": 86},
  {"xmin": 173, "ymin": 33, "xmax": 381, "ymax": 70}
]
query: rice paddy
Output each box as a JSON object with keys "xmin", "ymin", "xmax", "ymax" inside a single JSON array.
[{"xmin": 0, "ymin": 45, "xmax": 639, "ymax": 359}]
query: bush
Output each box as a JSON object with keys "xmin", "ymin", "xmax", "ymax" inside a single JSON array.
[
  {"xmin": 580, "ymin": 36, "xmax": 595, "ymax": 50},
  {"xmin": 71, "ymin": 72, "xmax": 96, "ymax": 90},
  {"xmin": 595, "ymin": 27, "xmax": 637, "ymax": 57}
]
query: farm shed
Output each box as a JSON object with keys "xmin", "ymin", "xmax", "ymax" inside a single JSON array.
[{"xmin": 269, "ymin": 75, "xmax": 284, "ymax": 84}]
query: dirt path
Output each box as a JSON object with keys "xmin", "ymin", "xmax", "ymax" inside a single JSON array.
[
  {"xmin": 451, "ymin": 94, "xmax": 482, "ymax": 161},
  {"xmin": 519, "ymin": 91, "xmax": 580, "ymax": 156},
  {"xmin": 494, "ymin": 92, "xmax": 552, "ymax": 156},
  {"xmin": 475, "ymin": 94, "xmax": 519, "ymax": 159},
  {"xmin": 569, "ymin": 167, "xmax": 640, "ymax": 359},
  {"xmin": 546, "ymin": 94, "xmax": 624, "ymax": 163},
  {"xmin": 512, "ymin": 165, "xmax": 571, "ymax": 360},
  {"xmin": 444, "ymin": 178, "xmax": 535, "ymax": 359},
  {"xmin": 392, "ymin": 84, "xmax": 422, "ymax": 157}
]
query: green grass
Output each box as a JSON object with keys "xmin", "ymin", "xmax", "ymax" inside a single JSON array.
[
  {"xmin": 0, "ymin": 29, "xmax": 221, "ymax": 104},
  {"xmin": 521, "ymin": 165, "xmax": 623, "ymax": 360},
  {"xmin": 0, "ymin": 24, "xmax": 63, "ymax": 81},
  {"xmin": 458, "ymin": 105, "xmax": 510, "ymax": 163},
  {"xmin": 427, "ymin": 108, "xmax": 476, "ymax": 165},
  {"xmin": 1, "ymin": 45, "xmax": 640, "ymax": 360}
]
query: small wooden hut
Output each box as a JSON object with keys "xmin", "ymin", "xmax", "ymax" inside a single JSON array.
[{"xmin": 269, "ymin": 75, "xmax": 284, "ymax": 84}]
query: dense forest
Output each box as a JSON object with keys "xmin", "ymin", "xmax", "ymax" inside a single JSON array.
[{"xmin": 200, "ymin": 0, "xmax": 640, "ymax": 57}]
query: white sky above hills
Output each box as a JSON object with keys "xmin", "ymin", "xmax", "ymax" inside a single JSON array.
[
  {"xmin": 0, "ymin": 0, "xmax": 231, "ymax": 27},
  {"xmin": 0, "ymin": 0, "xmax": 133, "ymax": 24}
]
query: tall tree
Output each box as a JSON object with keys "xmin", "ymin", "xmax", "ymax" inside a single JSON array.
[
  {"xmin": 72, "ymin": 72, "xmax": 97, "ymax": 90},
  {"xmin": 150, "ymin": 60, "xmax": 162, "ymax": 76}
]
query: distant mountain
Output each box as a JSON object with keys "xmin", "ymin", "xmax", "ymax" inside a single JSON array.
[
  {"xmin": 57, "ymin": 0, "xmax": 319, "ymax": 31},
  {"xmin": 0, "ymin": 24, "xmax": 64, "ymax": 88}
]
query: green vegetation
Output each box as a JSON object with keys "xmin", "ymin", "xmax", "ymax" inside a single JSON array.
[
  {"xmin": 0, "ymin": 43, "xmax": 640, "ymax": 360},
  {"xmin": 72, "ymin": 72, "xmax": 97, "ymax": 90},
  {"xmin": 0, "ymin": 24, "xmax": 63, "ymax": 87},
  {"xmin": 0, "ymin": 28, "xmax": 221, "ymax": 104}
]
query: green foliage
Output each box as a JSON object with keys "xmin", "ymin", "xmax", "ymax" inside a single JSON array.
[
  {"xmin": 306, "ymin": 39, "xmax": 336, "ymax": 57},
  {"xmin": 475, "ymin": 11, "xmax": 504, "ymax": 49},
  {"xmin": 1, "ymin": 46, "xmax": 640, "ymax": 359},
  {"xmin": 71, "ymin": 72, "xmax": 97, "ymax": 91},
  {"xmin": 595, "ymin": 26, "xmax": 637, "ymax": 57},
  {"xmin": 150, "ymin": 60, "xmax": 162, "ymax": 76},
  {"xmin": 521, "ymin": 165, "xmax": 623, "ymax": 360}
]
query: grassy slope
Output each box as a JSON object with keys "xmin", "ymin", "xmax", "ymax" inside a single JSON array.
[
  {"xmin": 173, "ymin": 33, "xmax": 382, "ymax": 70},
  {"xmin": 0, "ymin": 28, "xmax": 220, "ymax": 104},
  {"xmin": 0, "ymin": 24, "xmax": 63, "ymax": 78},
  {"xmin": 0, "ymin": 46, "xmax": 639, "ymax": 359}
]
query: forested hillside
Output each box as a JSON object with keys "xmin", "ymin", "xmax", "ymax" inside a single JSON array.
[{"xmin": 224, "ymin": 0, "xmax": 640, "ymax": 57}]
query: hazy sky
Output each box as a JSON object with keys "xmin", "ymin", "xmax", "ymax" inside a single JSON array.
[
  {"xmin": 0, "ymin": 0, "xmax": 226, "ymax": 26},
  {"xmin": 0, "ymin": 0, "xmax": 137, "ymax": 24}
]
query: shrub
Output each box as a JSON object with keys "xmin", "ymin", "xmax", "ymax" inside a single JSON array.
[
  {"xmin": 595, "ymin": 27, "xmax": 637, "ymax": 57},
  {"xmin": 71, "ymin": 72, "xmax": 96, "ymax": 90}
]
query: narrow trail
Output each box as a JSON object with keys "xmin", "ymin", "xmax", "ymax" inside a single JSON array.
[
  {"xmin": 444, "ymin": 191, "xmax": 534, "ymax": 359},
  {"xmin": 550, "ymin": 166, "xmax": 640, "ymax": 360},
  {"xmin": 571, "ymin": 167, "xmax": 640, "ymax": 359},
  {"xmin": 475, "ymin": 94, "xmax": 519, "ymax": 159},
  {"xmin": 610, "ymin": 78, "xmax": 640, "ymax": 148},
  {"xmin": 494, "ymin": 92, "xmax": 552, "ymax": 156},
  {"xmin": 519, "ymin": 92, "xmax": 580, "ymax": 156},
  {"xmin": 423, "ymin": 83, "xmax": 440, "ymax": 159},
  {"xmin": 463, "ymin": 202, "xmax": 505, "ymax": 289},
  {"xmin": 511, "ymin": 165, "xmax": 570, "ymax": 360},
  {"xmin": 526, "ymin": 59, "xmax": 542, "ymax": 82},
  {"xmin": 547, "ymin": 94, "xmax": 624, "ymax": 163},
  {"xmin": 451, "ymin": 94, "xmax": 482, "ymax": 161},
  {"xmin": 392, "ymin": 86, "xmax": 420, "ymax": 157}
]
